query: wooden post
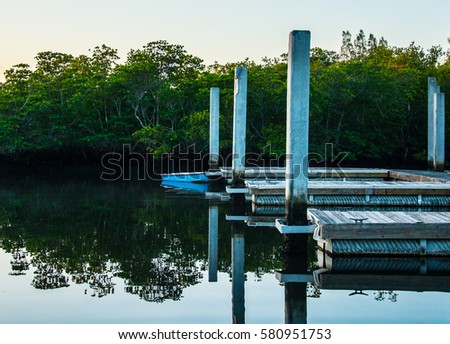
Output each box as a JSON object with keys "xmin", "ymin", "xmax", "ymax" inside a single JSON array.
[
  {"xmin": 231, "ymin": 67, "xmax": 248, "ymax": 188},
  {"xmin": 285, "ymin": 30, "xmax": 310, "ymax": 226},
  {"xmin": 208, "ymin": 205, "xmax": 218, "ymax": 282},
  {"xmin": 209, "ymin": 87, "xmax": 220, "ymax": 171},
  {"xmin": 428, "ymin": 77, "xmax": 437, "ymax": 170}
]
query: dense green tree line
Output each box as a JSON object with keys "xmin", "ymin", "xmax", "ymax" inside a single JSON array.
[{"xmin": 0, "ymin": 31, "xmax": 449, "ymax": 166}]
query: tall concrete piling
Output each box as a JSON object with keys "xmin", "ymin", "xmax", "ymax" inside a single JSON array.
[
  {"xmin": 209, "ymin": 87, "xmax": 220, "ymax": 171},
  {"xmin": 427, "ymin": 78, "xmax": 437, "ymax": 170},
  {"xmin": 285, "ymin": 30, "xmax": 310, "ymax": 226},
  {"xmin": 428, "ymin": 77, "xmax": 446, "ymax": 172},
  {"xmin": 435, "ymin": 92, "xmax": 445, "ymax": 171},
  {"xmin": 231, "ymin": 67, "xmax": 248, "ymax": 188}
]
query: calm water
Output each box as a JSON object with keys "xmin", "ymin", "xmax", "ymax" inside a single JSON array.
[{"xmin": 1, "ymin": 168, "xmax": 450, "ymax": 324}]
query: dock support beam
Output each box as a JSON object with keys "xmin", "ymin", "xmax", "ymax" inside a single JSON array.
[
  {"xmin": 428, "ymin": 77, "xmax": 446, "ymax": 172},
  {"xmin": 231, "ymin": 67, "xmax": 248, "ymax": 188},
  {"xmin": 209, "ymin": 87, "xmax": 220, "ymax": 171},
  {"xmin": 285, "ymin": 30, "xmax": 310, "ymax": 226}
]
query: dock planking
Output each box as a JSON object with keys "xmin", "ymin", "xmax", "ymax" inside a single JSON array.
[
  {"xmin": 309, "ymin": 209, "xmax": 450, "ymax": 240},
  {"xmin": 220, "ymin": 167, "xmax": 390, "ymax": 180},
  {"xmin": 220, "ymin": 167, "xmax": 450, "ymax": 182},
  {"xmin": 389, "ymin": 170, "xmax": 450, "ymax": 183},
  {"xmin": 247, "ymin": 180, "xmax": 450, "ymax": 196}
]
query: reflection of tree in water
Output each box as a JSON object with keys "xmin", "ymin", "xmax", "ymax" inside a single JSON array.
[
  {"xmin": 72, "ymin": 262, "xmax": 118, "ymax": 298},
  {"xmin": 31, "ymin": 261, "xmax": 70, "ymax": 289},
  {"xmin": 10, "ymin": 246, "xmax": 30, "ymax": 276},
  {"xmin": 0, "ymin": 176, "xmax": 284, "ymax": 305},
  {"xmin": 374, "ymin": 290, "xmax": 398, "ymax": 302},
  {"xmin": 306, "ymin": 284, "xmax": 322, "ymax": 298},
  {"xmin": 123, "ymin": 251, "xmax": 204, "ymax": 303}
]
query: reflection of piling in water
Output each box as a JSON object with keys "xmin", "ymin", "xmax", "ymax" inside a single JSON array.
[
  {"xmin": 283, "ymin": 241, "xmax": 308, "ymax": 324},
  {"xmin": 229, "ymin": 194, "xmax": 246, "ymax": 324},
  {"xmin": 208, "ymin": 205, "xmax": 219, "ymax": 282},
  {"xmin": 231, "ymin": 224, "xmax": 245, "ymax": 324}
]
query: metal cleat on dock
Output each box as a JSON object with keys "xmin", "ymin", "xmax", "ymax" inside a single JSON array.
[{"xmin": 349, "ymin": 218, "xmax": 368, "ymax": 223}]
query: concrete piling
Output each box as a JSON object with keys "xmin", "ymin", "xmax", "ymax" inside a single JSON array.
[
  {"xmin": 285, "ymin": 30, "xmax": 311, "ymax": 226},
  {"xmin": 428, "ymin": 77, "xmax": 437, "ymax": 170},
  {"xmin": 231, "ymin": 67, "xmax": 248, "ymax": 188},
  {"xmin": 428, "ymin": 77, "xmax": 446, "ymax": 172},
  {"xmin": 209, "ymin": 87, "xmax": 220, "ymax": 171},
  {"xmin": 435, "ymin": 92, "xmax": 445, "ymax": 172}
]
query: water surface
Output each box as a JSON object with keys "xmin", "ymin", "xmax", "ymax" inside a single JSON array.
[{"xmin": 1, "ymin": 168, "xmax": 450, "ymax": 324}]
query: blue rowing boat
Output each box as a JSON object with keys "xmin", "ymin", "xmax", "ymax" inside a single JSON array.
[
  {"xmin": 161, "ymin": 181, "xmax": 209, "ymax": 193},
  {"xmin": 160, "ymin": 172, "xmax": 209, "ymax": 183}
]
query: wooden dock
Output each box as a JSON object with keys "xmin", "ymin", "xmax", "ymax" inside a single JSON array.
[
  {"xmin": 160, "ymin": 167, "xmax": 450, "ymax": 256},
  {"xmin": 310, "ymin": 209, "xmax": 450, "ymax": 239},
  {"xmin": 246, "ymin": 180, "xmax": 450, "ymax": 207},
  {"xmin": 247, "ymin": 180, "xmax": 450, "ymax": 196},
  {"xmin": 309, "ymin": 209, "xmax": 450, "ymax": 255},
  {"xmin": 219, "ymin": 167, "xmax": 391, "ymax": 180},
  {"xmin": 219, "ymin": 167, "xmax": 450, "ymax": 182}
]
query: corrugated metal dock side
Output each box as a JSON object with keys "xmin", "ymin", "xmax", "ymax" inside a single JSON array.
[
  {"xmin": 318, "ymin": 255, "xmax": 450, "ymax": 273},
  {"xmin": 252, "ymin": 194, "xmax": 450, "ymax": 207},
  {"xmin": 325, "ymin": 239, "xmax": 450, "ymax": 255}
]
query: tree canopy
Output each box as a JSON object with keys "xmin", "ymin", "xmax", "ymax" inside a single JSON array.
[{"xmin": 0, "ymin": 31, "xmax": 449, "ymax": 167}]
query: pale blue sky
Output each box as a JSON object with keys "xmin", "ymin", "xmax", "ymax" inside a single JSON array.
[{"xmin": 0, "ymin": 0, "xmax": 449, "ymax": 81}]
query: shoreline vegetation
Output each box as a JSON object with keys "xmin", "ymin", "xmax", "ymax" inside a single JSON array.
[{"xmin": 0, "ymin": 30, "xmax": 449, "ymax": 168}]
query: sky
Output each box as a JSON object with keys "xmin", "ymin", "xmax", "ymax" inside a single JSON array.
[{"xmin": 0, "ymin": 0, "xmax": 449, "ymax": 82}]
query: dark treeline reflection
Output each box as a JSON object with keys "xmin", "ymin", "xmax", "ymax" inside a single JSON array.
[{"xmin": 0, "ymin": 169, "xmax": 284, "ymax": 302}]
